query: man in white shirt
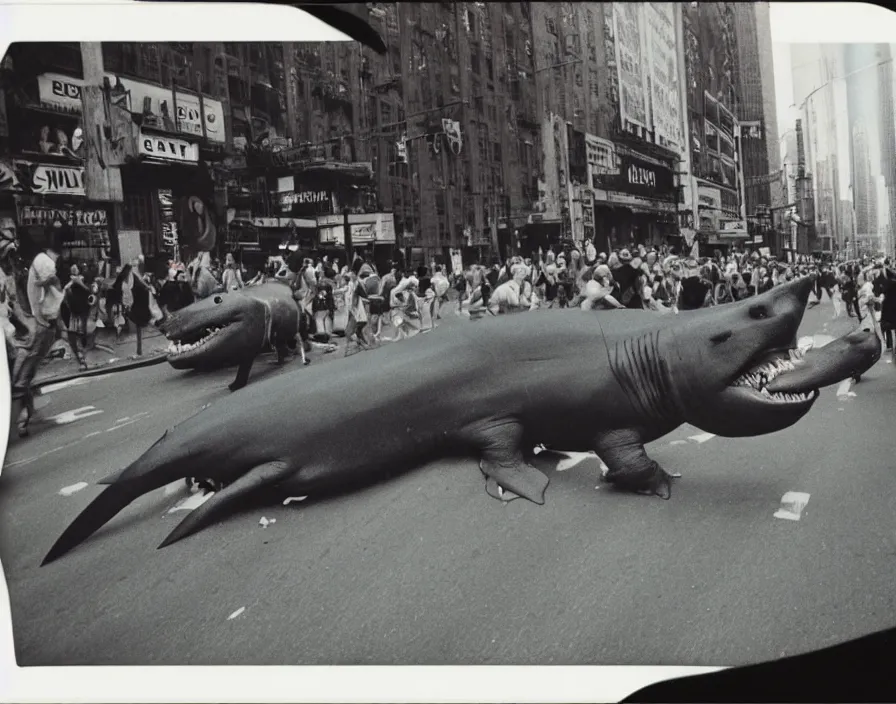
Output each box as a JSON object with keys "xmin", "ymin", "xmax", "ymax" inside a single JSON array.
[{"xmin": 13, "ymin": 222, "xmax": 65, "ymax": 436}]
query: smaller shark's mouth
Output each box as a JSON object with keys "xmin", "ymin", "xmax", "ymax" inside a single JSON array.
[
  {"xmin": 730, "ymin": 348, "xmax": 819, "ymax": 405},
  {"xmin": 168, "ymin": 324, "xmax": 232, "ymax": 358}
]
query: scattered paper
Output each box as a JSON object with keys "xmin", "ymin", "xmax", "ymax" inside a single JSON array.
[
  {"xmin": 168, "ymin": 491, "xmax": 215, "ymax": 513},
  {"xmin": 688, "ymin": 432, "xmax": 716, "ymax": 444},
  {"xmin": 59, "ymin": 482, "xmax": 88, "ymax": 497},
  {"xmin": 227, "ymin": 607, "xmax": 246, "ymax": 620},
  {"xmin": 555, "ymin": 452, "xmax": 593, "ymax": 472},
  {"xmin": 259, "ymin": 517, "xmax": 276, "ymax": 528},
  {"xmin": 774, "ymin": 491, "xmax": 811, "ymax": 522},
  {"xmin": 283, "ymin": 496, "xmax": 308, "ymax": 505}
]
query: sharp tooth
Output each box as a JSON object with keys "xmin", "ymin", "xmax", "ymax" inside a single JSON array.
[{"xmin": 761, "ymin": 387, "xmax": 771, "ymax": 397}]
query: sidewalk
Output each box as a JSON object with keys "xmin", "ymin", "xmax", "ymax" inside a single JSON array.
[{"xmin": 32, "ymin": 326, "xmax": 170, "ymax": 388}]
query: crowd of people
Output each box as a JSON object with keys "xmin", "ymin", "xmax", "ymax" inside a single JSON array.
[{"xmin": 3, "ymin": 221, "xmax": 895, "ymax": 438}]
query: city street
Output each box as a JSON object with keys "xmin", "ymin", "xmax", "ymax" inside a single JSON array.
[{"xmin": 2, "ymin": 300, "xmax": 895, "ymax": 667}]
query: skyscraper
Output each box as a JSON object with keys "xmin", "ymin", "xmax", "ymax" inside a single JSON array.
[
  {"xmin": 876, "ymin": 42, "xmax": 896, "ymax": 255},
  {"xmin": 733, "ymin": 2, "xmax": 780, "ymax": 219}
]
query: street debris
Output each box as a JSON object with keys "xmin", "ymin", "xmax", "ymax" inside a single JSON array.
[
  {"xmin": 283, "ymin": 496, "xmax": 308, "ymax": 505},
  {"xmin": 227, "ymin": 607, "xmax": 246, "ymax": 620},
  {"xmin": 259, "ymin": 517, "xmax": 276, "ymax": 528}
]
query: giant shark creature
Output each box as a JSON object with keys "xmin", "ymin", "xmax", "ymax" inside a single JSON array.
[
  {"xmin": 41, "ymin": 276, "xmax": 880, "ymax": 565},
  {"xmin": 160, "ymin": 281, "xmax": 301, "ymax": 392}
]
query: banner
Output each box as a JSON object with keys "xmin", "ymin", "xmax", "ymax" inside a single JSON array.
[
  {"xmin": 644, "ymin": 2, "xmax": 683, "ymax": 152},
  {"xmin": 118, "ymin": 229, "xmax": 143, "ymax": 265},
  {"xmin": 613, "ymin": 3, "xmax": 648, "ymax": 129}
]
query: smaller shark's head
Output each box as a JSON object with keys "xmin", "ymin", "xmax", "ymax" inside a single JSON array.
[
  {"xmin": 160, "ymin": 291, "xmax": 268, "ymax": 370},
  {"xmin": 667, "ymin": 276, "xmax": 871, "ymax": 437}
]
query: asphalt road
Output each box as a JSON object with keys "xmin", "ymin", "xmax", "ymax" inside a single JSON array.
[{"xmin": 2, "ymin": 301, "xmax": 895, "ymax": 667}]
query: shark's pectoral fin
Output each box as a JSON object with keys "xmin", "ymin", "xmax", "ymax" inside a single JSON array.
[
  {"xmin": 465, "ymin": 419, "xmax": 549, "ymax": 505},
  {"xmin": 157, "ymin": 460, "xmax": 292, "ymax": 549},
  {"xmin": 594, "ymin": 428, "xmax": 675, "ymax": 500}
]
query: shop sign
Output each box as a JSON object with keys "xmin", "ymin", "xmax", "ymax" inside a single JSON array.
[
  {"xmin": 138, "ymin": 133, "xmax": 199, "ymax": 163},
  {"xmin": 615, "ymin": 153, "xmax": 675, "ymax": 199},
  {"xmin": 37, "ymin": 73, "xmax": 84, "ymax": 112},
  {"xmin": 279, "ymin": 189, "xmax": 332, "ymax": 216},
  {"xmin": 13, "ymin": 160, "xmax": 85, "ymax": 195},
  {"xmin": 16, "ymin": 204, "xmax": 108, "ymax": 229},
  {"xmin": 35, "ymin": 73, "xmax": 226, "ymax": 143}
]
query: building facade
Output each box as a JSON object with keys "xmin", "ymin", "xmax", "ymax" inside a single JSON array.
[{"xmin": 3, "ymin": 4, "xmax": 787, "ymax": 269}]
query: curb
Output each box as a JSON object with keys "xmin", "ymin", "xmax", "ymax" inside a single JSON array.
[{"xmin": 33, "ymin": 352, "xmax": 169, "ymax": 392}]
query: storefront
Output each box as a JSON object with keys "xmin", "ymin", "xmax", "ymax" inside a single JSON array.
[
  {"xmin": 592, "ymin": 146, "xmax": 679, "ymax": 250},
  {"xmin": 0, "ymin": 156, "xmax": 112, "ymax": 262}
]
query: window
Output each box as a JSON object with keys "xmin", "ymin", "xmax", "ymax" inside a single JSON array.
[
  {"xmin": 470, "ymin": 48, "xmax": 480, "ymax": 75},
  {"xmin": 486, "ymin": 56, "xmax": 494, "ymax": 81},
  {"xmin": 493, "ymin": 141, "xmax": 502, "ymax": 162},
  {"xmin": 546, "ymin": 17, "xmax": 556, "ymax": 35},
  {"xmin": 380, "ymin": 100, "xmax": 393, "ymax": 125}
]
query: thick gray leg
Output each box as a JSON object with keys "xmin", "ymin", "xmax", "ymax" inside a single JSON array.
[
  {"xmin": 464, "ymin": 419, "xmax": 550, "ymax": 504},
  {"xmin": 594, "ymin": 428, "xmax": 674, "ymax": 500},
  {"xmin": 229, "ymin": 358, "xmax": 254, "ymax": 392},
  {"xmin": 158, "ymin": 461, "xmax": 292, "ymax": 549}
]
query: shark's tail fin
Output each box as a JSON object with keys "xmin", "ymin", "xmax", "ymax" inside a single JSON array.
[{"xmin": 42, "ymin": 484, "xmax": 140, "ymax": 566}]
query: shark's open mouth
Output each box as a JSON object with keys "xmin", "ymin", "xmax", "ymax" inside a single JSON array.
[
  {"xmin": 168, "ymin": 324, "xmax": 231, "ymax": 357},
  {"xmin": 730, "ymin": 348, "xmax": 819, "ymax": 405}
]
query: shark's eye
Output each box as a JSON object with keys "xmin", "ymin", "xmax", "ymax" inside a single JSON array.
[
  {"xmin": 213, "ymin": 295, "xmax": 223, "ymax": 304},
  {"xmin": 749, "ymin": 304, "xmax": 769, "ymax": 320}
]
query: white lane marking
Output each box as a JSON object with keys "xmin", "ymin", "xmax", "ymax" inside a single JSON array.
[
  {"xmin": 670, "ymin": 440, "xmax": 688, "ymax": 446},
  {"xmin": 58, "ymin": 482, "xmax": 88, "ymax": 496},
  {"xmin": 836, "ymin": 379, "xmax": 853, "ymax": 400},
  {"xmin": 47, "ymin": 406, "xmax": 104, "ymax": 425},
  {"xmin": 688, "ymin": 432, "xmax": 716, "ymax": 444},
  {"xmin": 5, "ymin": 439, "xmax": 83, "ymax": 468},
  {"xmin": 106, "ymin": 412, "xmax": 152, "ymax": 433},
  {"xmin": 227, "ymin": 607, "xmax": 246, "ymax": 620},
  {"xmin": 168, "ymin": 491, "xmax": 214, "ymax": 514},
  {"xmin": 283, "ymin": 496, "xmax": 308, "ymax": 505},
  {"xmin": 774, "ymin": 491, "xmax": 811, "ymax": 521},
  {"xmin": 554, "ymin": 451, "xmax": 595, "ymax": 472},
  {"xmin": 39, "ymin": 375, "xmax": 110, "ymax": 395},
  {"xmin": 84, "ymin": 431, "xmax": 102, "ymax": 438}
]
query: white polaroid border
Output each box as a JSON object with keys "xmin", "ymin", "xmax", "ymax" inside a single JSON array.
[{"xmin": 0, "ymin": 1, "xmax": 893, "ymax": 702}]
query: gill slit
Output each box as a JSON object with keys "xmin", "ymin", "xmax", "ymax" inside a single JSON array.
[{"xmin": 612, "ymin": 330, "xmax": 680, "ymax": 426}]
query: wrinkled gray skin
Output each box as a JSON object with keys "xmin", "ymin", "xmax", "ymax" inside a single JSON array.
[
  {"xmin": 160, "ymin": 282, "xmax": 299, "ymax": 392},
  {"xmin": 42, "ymin": 276, "xmax": 874, "ymax": 565}
]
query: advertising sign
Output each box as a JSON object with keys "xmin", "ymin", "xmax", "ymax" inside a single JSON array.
[
  {"xmin": 643, "ymin": 2, "xmax": 683, "ymax": 152},
  {"xmin": 12, "ymin": 160, "xmax": 85, "ymax": 196},
  {"xmin": 613, "ymin": 3, "xmax": 648, "ymax": 130},
  {"xmin": 16, "ymin": 203, "xmax": 108, "ymax": 229},
  {"xmin": 138, "ymin": 132, "xmax": 199, "ymax": 163},
  {"xmin": 35, "ymin": 72, "xmax": 226, "ymax": 143},
  {"xmin": 318, "ymin": 214, "xmax": 396, "ymax": 245}
]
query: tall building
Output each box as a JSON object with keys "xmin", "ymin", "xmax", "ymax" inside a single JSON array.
[
  {"xmin": 876, "ymin": 42, "xmax": 896, "ymax": 255},
  {"xmin": 682, "ymin": 2, "xmax": 747, "ymax": 252},
  {"xmin": 732, "ymin": 2, "xmax": 780, "ymax": 224},
  {"xmin": 851, "ymin": 118, "xmax": 877, "ymax": 245},
  {"xmin": 844, "ymin": 43, "xmax": 882, "ymax": 253}
]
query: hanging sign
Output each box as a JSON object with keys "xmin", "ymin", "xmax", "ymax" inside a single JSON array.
[{"xmin": 12, "ymin": 160, "xmax": 85, "ymax": 195}]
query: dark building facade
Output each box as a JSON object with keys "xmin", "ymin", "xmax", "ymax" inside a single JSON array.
[
  {"xmin": 876, "ymin": 42, "xmax": 896, "ymax": 256},
  {"xmin": 682, "ymin": 2, "xmax": 746, "ymax": 252},
  {"xmin": 732, "ymin": 1, "xmax": 780, "ymax": 250}
]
